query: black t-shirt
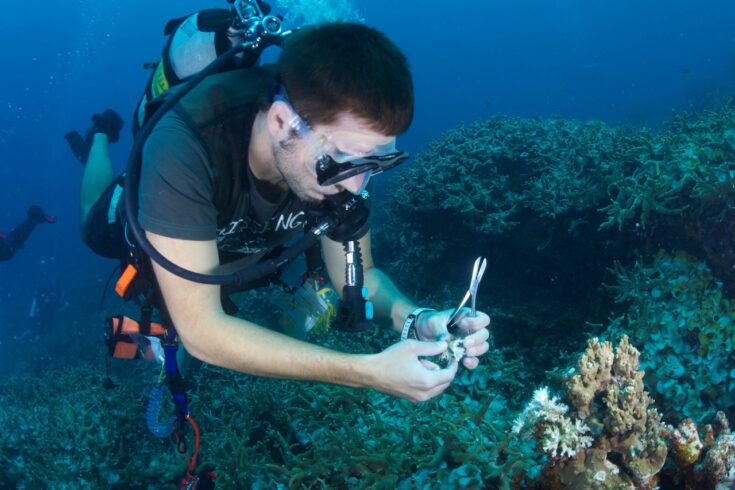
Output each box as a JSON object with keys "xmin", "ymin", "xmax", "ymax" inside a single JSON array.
[{"xmin": 139, "ymin": 80, "xmax": 309, "ymax": 264}]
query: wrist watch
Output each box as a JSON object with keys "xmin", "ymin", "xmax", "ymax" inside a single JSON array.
[{"xmin": 401, "ymin": 307, "xmax": 436, "ymax": 341}]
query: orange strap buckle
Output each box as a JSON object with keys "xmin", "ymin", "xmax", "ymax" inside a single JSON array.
[{"xmin": 115, "ymin": 264, "xmax": 139, "ymax": 298}]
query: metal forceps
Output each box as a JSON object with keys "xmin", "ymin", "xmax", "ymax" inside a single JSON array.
[{"xmin": 447, "ymin": 256, "xmax": 487, "ymax": 335}]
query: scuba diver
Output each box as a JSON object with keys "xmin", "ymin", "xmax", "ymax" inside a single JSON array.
[
  {"xmin": 0, "ymin": 205, "xmax": 56, "ymax": 261},
  {"xmin": 65, "ymin": 2, "xmax": 490, "ymax": 487},
  {"xmin": 66, "ymin": 11, "xmax": 491, "ymax": 399}
]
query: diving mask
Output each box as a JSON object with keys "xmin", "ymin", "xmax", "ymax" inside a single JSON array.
[{"xmin": 274, "ymin": 87, "xmax": 410, "ymax": 189}]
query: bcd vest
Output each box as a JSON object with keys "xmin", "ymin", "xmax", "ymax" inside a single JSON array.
[{"xmin": 172, "ymin": 65, "xmax": 278, "ymax": 231}]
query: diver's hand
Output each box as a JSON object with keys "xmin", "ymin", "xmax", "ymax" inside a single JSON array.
[
  {"xmin": 416, "ymin": 309, "xmax": 491, "ymax": 370},
  {"xmin": 366, "ymin": 340, "xmax": 458, "ymax": 403}
]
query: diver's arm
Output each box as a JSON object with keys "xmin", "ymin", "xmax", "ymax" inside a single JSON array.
[
  {"xmin": 147, "ymin": 231, "xmax": 455, "ymax": 400},
  {"xmin": 321, "ymin": 231, "xmax": 417, "ymax": 334}
]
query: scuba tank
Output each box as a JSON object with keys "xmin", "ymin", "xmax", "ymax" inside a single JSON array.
[{"xmin": 134, "ymin": 0, "xmax": 276, "ymax": 133}]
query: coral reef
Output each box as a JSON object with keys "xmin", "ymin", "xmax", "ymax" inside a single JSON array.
[
  {"xmin": 511, "ymin": 336, "xmax": 668, "ymax": 489},
  {"xmin": 601, "ymin": 103, "xmax": 735, "ymax": 290},
  {"xmin": 601, "ymin": 105, "xmax": 735, "ymax": 228},
  {"xmin": 190, "ymin": 327, "xmax": 539, "ymax": 488},
  {"xmin": 5, "ymin": 91, "xmax": 735, "ymax": 487},
  {"xmin": 3, "ymin": 292, "xmax": 734, "ymax": 488}
]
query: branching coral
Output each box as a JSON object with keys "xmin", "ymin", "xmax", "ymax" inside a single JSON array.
[
  {"xmin": 511, "ymin": 387, "xmax": 593, "ymax": 459},
  {"xmin": 186, "ymin": 359, "xmax": 518, "ymax": 488},
  {"xmin": 600, "ymin": 102, "xmax": 735, "ymax": 232},
  {"xmin": 563, "ymin": 336, "xmax": 667, "ymax": 488},
  {"xmin": 382, "ymin": 116, "xmax": 626, "ymax": 246}
]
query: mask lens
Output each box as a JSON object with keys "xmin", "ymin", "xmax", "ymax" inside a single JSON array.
[{"xmin": 330, "ymin": 139, "xmax": 398, "ymax": 164}]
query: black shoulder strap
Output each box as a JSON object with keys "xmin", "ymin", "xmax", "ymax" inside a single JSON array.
[{"xmin": 163, "ymin": 14, "xmax": 190, "ymax": 36}]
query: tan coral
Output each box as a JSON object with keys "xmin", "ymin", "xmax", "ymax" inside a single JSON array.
[
  {"xmin": 603, "ymin": 371, "xmax": 652, "ymax": 436},
  {"xmin": 622, "ymin": 407, "xmax": 668, "ymax": 483},
  {"xmin": 713, "ymin": 410, "xmax": 731, "ymax": 435},
  {"xmin": 704, "ymin": 424, "xmax": 716, "ymax": 448},
  {"xmin": 551, "ymin": 336, "xmax": 668, "ymax": 488},
  {"xmin": 565, "ymin": 337, "xmax": 614, "ymax": 416},
  {"xmin": 612, "ymin": 334, "xmax": 640, "ymax": 378},
  {"xmin": 556, "ymin": 448, "xmax": 634, "ymax": 490},
  {"xmin": 699, "ymin": 433, "xmax": 735, "ymax": 489},
  {"xmin": 671, "ymin": 418, "xmax": 704, "ymax": 468}
]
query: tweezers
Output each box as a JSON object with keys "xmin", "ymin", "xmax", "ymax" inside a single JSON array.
[{"xmin": 447, "ymin": 256, "xmax": 487, "ymax": 335}]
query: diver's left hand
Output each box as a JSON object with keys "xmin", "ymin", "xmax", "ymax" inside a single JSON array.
[{"xmin": 416, "ymin": 309, "xmax": 491, "ymax": 369}]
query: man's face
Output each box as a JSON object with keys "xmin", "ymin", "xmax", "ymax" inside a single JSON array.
[{"xmin": 272, "ymin": 111, "xmax": 394, "ymax": 202}]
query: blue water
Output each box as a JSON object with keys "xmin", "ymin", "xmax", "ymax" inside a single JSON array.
[{"xmin": 0, "ymin": 0, "xmax": 733, "ymax": 337}]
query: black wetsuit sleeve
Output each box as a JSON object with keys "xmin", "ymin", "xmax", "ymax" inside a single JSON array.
[
  {"xmin": 139, "ymin": 111, "xmax": 219, "ymax": 240},
  {"xmin": 0, "ymin": 216, "xmax": 41, "ymax": 260}
]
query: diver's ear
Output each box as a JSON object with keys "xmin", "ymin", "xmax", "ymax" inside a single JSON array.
[{"xmin": 267, "ymin": 101, "xmax": 293, "ymax": 139}]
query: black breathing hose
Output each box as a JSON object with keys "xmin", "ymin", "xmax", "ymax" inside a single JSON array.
[{"xmin": 124, "ymin": 43, "xmax": 249, "ymax": 285}]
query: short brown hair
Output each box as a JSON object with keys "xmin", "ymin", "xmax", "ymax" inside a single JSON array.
[{"xmin": 278, "ymin": 23, "xmax": 414, "ymax": 135}]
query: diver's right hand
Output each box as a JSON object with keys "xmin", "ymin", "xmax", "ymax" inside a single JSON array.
[{"xmin": 364, "ymin": 339, "xmax": 458, "ymax": 403}]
